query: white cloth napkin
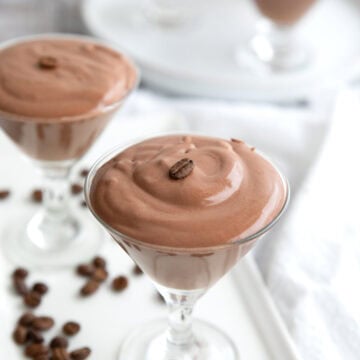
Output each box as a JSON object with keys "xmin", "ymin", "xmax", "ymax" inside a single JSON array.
[{"xmin": 254, "ymin": 88, "xmax": 360, "ymax": 360}]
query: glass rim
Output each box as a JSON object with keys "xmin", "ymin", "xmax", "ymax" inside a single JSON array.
[
  {"xmin": 0, "ymin": 32, "xmax": 140, "ymax": 123},
  {"xmin": 84, "ymin": 134, "xmax": 290, "ymax": 252}
]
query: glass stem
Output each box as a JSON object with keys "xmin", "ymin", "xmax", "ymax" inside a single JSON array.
[
  {"xmin": 167, "ymin": 300, "xmax": 194, "ymax": 345},
  {"xmin": 267, "ymin": 23, "xmax": 295, "ymax": 59},
  {"xmin": 161, "ymin": 288, "xmax": 205, "ymax": 347},
  {"xmin": 27, "ymin": 161, "xmax": 78, "ymax": 251},
  {"xmin": 250, "ymin": 20, "xmax": 308, "ymax": 71},
  {"xmin": 41, "ymin": 165, "xmax": 71, "ymax": 220}
]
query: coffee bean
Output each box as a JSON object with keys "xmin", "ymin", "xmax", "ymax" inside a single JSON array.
[
  {"xmin": 71, "ymin": 184, "xmax": 83, "ymax": 195},
  {"xmin": 111, "ymin": 276, "xmax": 128, "ymax": 292},
  {"xmin": 38, "ymin": 56, "xmax": 58, "ymax": 70},
  {"xmin": 50, "ymin": 336, "xmax": 68, "ymax": 349},
  {"xmin": 24, "ymin": 291, "xmax": 42, "ymax": 308},
  {"xmin": 0, "ymin": 190, "xmax": 10, "ymax": 200},
  {"xmin": 69, "ymin": 347, "xmax": 91, "ymax": 360},
  {"xmin": 92, "ymin": 256, "xmax": 106, "ymax": 268},
  {"xmin": 25, "ymin": 343, "xmax": 49, "ymax": 357},
  {"xmin": 13, "ymin": 267, "xmax": 28, "ymax": 279},
  {"xmin": 92, "ymin": 268, "xmax": 108, "ymax": 282},
  {"xmin": 80, "ymin": 201, "xmax": 87, "ymax": 208},
  {"xmin": 32, "ymin": 282, "xmax": 49, "ymax": 295},
  {"xmin": 76, "ymin": 264, "xmax": 94, "ymax": 277},
  {"xmin": 132, "ymin": 265, "xmax": 143, "ymax": 276},
  {"xmin": 27, "ymin": 329, "xmax": 44, "ymax": 344},
  {"xmin": 80, "ymin": 279, "xmax": 99, "ymax": 297},
  {"xmin": 14, "ymin": 277, "xmax": 28, "ymax": 296},
  {"xmin": 169, "ymin": 158, "xmax": 194, "ymax": 180},
  {"xmin": 31, "ymin": 189, "xmax": 43, "ymax": 203},
  {"xmin": 13, "ymin": 325, "xmax": 28, "ymax": 345},
  {"xmin": 79, "ymin": 169, "xmax": 89, "ymax": 178},
  {"xmin": 32, "ymin": 316, "xmax": 54, "ymax": 331},
  {"xmin": 63, "ymin": 321, "xmax": 80, "ymax": 336},
  {"xmin": 52, "ymin": 347, "xmax": 70, "ymax": 360},
  {"xmin": 18, "ymin": 312, "xmax": 35, "ymax": 327}
]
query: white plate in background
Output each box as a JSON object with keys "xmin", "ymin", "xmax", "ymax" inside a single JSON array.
[{"xmin": 82, "ymin": 0, "xmax": 360, "ymax": 101}]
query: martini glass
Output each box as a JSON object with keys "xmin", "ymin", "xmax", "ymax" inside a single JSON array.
[
  {"xmin": 238, "ymin": 0, "xmax": 318, "ymax": 72},
  {"xmin": 85, "ymin": 138, "xmax": 289, "ymax": 360},
  {"xmin": 0, "ymin": 34, "xmax": 138, "ymax": 268}
]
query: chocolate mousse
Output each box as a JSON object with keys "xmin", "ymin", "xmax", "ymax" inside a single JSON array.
[
  {"xmin": 0, "ymin": 37, "xmax": 137, "ymax": 161},
  {"xmin": 254, "ymin": 0, "xmax": 317, "ymax": 25},
  {"xmin": 88, "ymin": 135, "xmax": 288, "ymax": 290}
]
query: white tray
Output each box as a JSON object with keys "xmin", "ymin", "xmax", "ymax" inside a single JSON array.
[
  {"xmin": 82, "ymin": 0, "xmax": 360, "ymax": 101},
  {"xmin": 0, "ymin": 112, "xmax": 302, "ymax": 359}
]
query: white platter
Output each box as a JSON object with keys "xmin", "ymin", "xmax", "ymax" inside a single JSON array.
[
  {"xmin": 82, "ymin": 0, "xmax": 360, "ymax": 101},
  {"xmin": 0, "ymin": 111, "xmax": 301, "ymax": 359}
]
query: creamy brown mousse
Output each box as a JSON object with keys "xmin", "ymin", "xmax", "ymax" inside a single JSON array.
[
  {"xmin": 254, "ymin": 0, "xmax": 317, "ymax": 25},
  {"xmin": 89, "ymin": 135, "xmax": 287, "ymax": 290},
  {"xmin": 0, "ymin": 37, "xmax": 137, "ymax": 161}
]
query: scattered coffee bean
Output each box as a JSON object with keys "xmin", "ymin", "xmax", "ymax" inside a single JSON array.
[
  {"xmin": 76, "ymin": 264, "xmax": 94, "ymax": 277},
  {"xmin": 79, "ymin": 169, "xmax": 90, "ymax": 178},
  {"xmin": 63, "ymin": 321, "xmax": 81, "ymax": 336},
  {"xmin": 32, "ymin": 189, "xmax": 43, "ymax": 203},
  {"xmin": 169, "ymin": 158, "xmax": 194, "ymax": 180},
  {"xmin": 111, "ymin": 276, "xmax": 128, "ymax": 292},
  {"xmin": 52, "ymin": 347, "xmax": 70, "ymax": 360},
  {"xmin": 92, "ymin": 268, "xmax": 108, "ymax": 282},
  {"xmin": 38, "ymin": 56, "xmax": 58, "ymax": 70},
  {"xmin": 32, "ymin": 282, "xmax": 49, "ymax": 295},
  {"xmin": 0, "ymin": 189, "xmax": 10, "ymax": 200},
  {"xmin": 24, "ymin": 291, "xmax": 42, "ymax": 308},
  {"xmin": 132, "ymin": 264, "xmax": 143, "ymax": 276},
  {"xmin": 50, "ymin": 336, "xmax": 69, "ymax": 349},
  {"xmin": 92, "ymin": 256, "xmax": 106, "ymax": 268},
  {"xmin": 25, "ymin": 343, "xmax": 49, "ymax": 357},
  {"xmin": 13, "ymin": 325, "xmax": 28, "ymax": 345},
  {"xmin": 14, "ymin": 277, "xmax": 28, "ymax": 296},
  {"xmin": 32, "ymin": 316, "xmax": 54, "ymax": 331},
  {"xmin": 13, "ymin": 267, "xmax": 28, "ymax": 279},
  {"xmin": 27, "ymin": 329, "xmax": 44, "ymax": 344},
  {"xmin": 71, "ymin": 184, "xmax": 83, "ymax": 195},
  {"xmin": 69, "ymin": 347, "xmax": 91, "ymax": 360},
  {"xmin": 80, "ymin": 279, "xmax": 99, "ymax": 297},
  {"xmin": 18, "ymin": 312, "xmax": 36, "ymax": 327}
]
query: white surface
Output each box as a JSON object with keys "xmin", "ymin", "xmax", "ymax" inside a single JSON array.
[
  {"xmin": 83, "ymin": 0, "xmax": 360, "ymax": 101},
  {"xmin": 254, "ymin": 88, "xmax": 360, "ymax": 360},
  {"xmin": 0, "ymin": 98, "xmax": 303, "ymax": 359}
]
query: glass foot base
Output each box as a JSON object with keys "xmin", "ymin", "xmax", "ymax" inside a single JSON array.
[
  {"xmin": 1, "ymin": 208, "xmax": 104, "ymax": 269},
  {"xmin": 118, "ymin": 318, "xmax": 239, "ymax": 360}
]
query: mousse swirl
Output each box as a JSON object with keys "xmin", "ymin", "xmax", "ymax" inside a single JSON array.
[
  {"xmin": 0, "ymin": 38, "xmax": 137, "ymax": 118},
  {"xmin": 90, "ymin": 135, "xmax": 287, "ymax": 248}
]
